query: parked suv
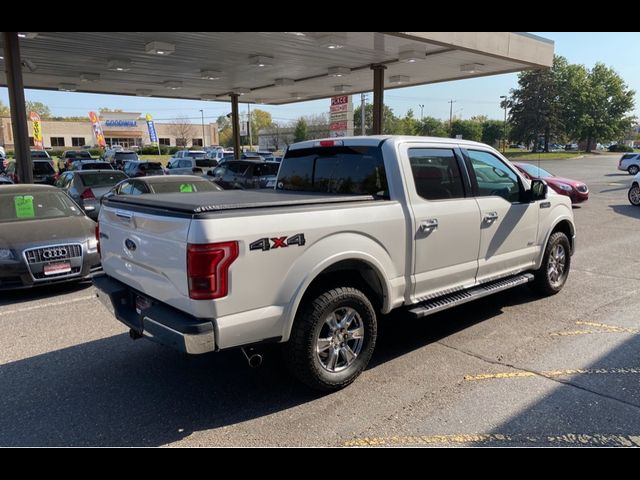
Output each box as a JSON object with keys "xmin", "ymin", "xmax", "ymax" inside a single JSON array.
[
  {"xmin": 60, "ymin": 150, "xmax": 93, "ymax": 171},
  {"xmin": 208, "ymin": 159, "xmax": 279, "ymax": 189},
  {"xmin": 166, "ymin": 154, "xmax": 218, "ymax": 175},
  {"xmin": 110, "ymin": 150, "xmax": 139, "ymax": 170},
  {"xmin": 4, "ymin": 159, "xmax": 57, "ymax": 184},
  {"xmin": 618, "ymin": 153, "xmax": 640, "ymax": 175}
]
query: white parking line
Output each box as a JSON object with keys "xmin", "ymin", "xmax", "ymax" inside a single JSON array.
[{"xmin": 0, "ymin": 295, "xmax": 96, "ymax": 317}]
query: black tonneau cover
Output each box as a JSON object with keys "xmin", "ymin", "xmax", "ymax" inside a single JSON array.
[{"xmin": 103, "ymin": 190, "xmax": 377, "ymax": 216}]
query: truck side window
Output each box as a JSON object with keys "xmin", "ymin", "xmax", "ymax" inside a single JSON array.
[
  {"xmin": 408, "ymin": 148, "xmax": 465, "ymax": 200},
  {"xmin": 467, "ymin": 150, "xmax": 521, "ymax": 203}
]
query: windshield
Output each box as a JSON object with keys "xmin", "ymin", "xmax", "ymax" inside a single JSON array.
[
  {"xmin": 0, "ymin": 191, "xmax": 83, "ymax": 222},
  {"xmin": 79, "ymin": 171, "xmax": 127, "ymax": 188},
  {"xmin": 78, "ymin": 162, "xmax": 113, "ymax": 170},
  {"xmin": 277, "ymin": 146, "xmax": 388, "ymax": 197},
  {"xmin": 195, "ymin": 159, "xmax": 218, "ymax": 167},
  {"xmin": 114, "ymin": 152, "xmax": 138, "ymax": 160},
  {"xmin": 518, "ymin": 163, "xmax": 553, "ymax": 178},
  {"xmin": 150, "ymin": 180, "xmax": 222, "ymax": 193},
  {"xmin": 187, "ymin": 152, "xmax": 206, "ymax": 158},
  {"xmin": 33, "ymin": 162, "xmax": 55, "ymax": 175},
  {"xmin": 31, "ymin": 151, "xmax": 50, "ymax": 159}
]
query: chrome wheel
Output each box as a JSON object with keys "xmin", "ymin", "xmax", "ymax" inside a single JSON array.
[
  {"xmin": 316, "ymin": 307, "xmax": 364, "ymax": 373},
  {"xmin": 629, "ymin": 186, "xmax": 640, "ymax": 206},
  {"xmin": 547, "ymin": 243, "xmax": 566, "ymax": 288}
]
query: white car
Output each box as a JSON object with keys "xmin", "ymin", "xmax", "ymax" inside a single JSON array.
[
  {"xmin": 628, "ymin": 172, "xmax": 640, "ymax": 206},
  {"xmin": 618, "ymin": 153, "xmax": 640, "ymax": 175}
]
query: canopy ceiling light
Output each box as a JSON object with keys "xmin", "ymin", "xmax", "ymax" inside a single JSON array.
[
  {"xmin": 249, "ymin": 55, "xmax": 273, "ymax": 67},
  {"xmin": 18, "ymin": 32, "xmax": 38, "ymax": 39},
  {"xmin": 107, "ymin": 58, "xmax": 131, "ymax": 72},
  {"xmin": 58, "ymin": 83, "xmax": 77, "ymax": 92},
  {"xmin": 333, "ymin": 84, "xmax": 352, "ymax": 93},
  {"xmin": 21, "ymin": 59, "xmax": 37, "ymax": 72},
  {"xmin": 80, "ymin": 72, "xmax": 100, "ymax": 83},
  {"xmin": 135, "ymin": 89, "xmax": 152, "ymax": 96},
  {"xmin": 200, "ymin": 94, "xmax": 218, "ymax": 101},
  {"xmin": 275, "ymin": 78, "xmax": 295, "ymax": 86},
  {"xmin": 398, "ymin": 48, "xmax": 424, "ymax": 63},
  {"xmin": 317, "ymin": 34, "xmax": 345, "ymax": 49},
  {"xmin": 163, "ymin": 80, "xmax": 183, "ymax": 90},
  {"xmin": 232, "ymin": 87, "xmax": 251, "ymax": 95},
  {"xmin": 328, "ymin": 66, "xmax": 351, "ymax": 77},
  {"xmin": 389, "ymin": 75, "xmax": 410, "ymax": 84},
  {"xmin": 460, "ymin": 63, "xmax": 485, "ymax": 73},
  {"xmin": 200, "ymin": 69, "xmax": 222, "ymax": 80},
  {"xmin": 290, "ymin": 92, "xmax": 304, "ymax": 99},
  {"xmin": 145, "ymin": 41, "xmax": 175, "ymax": 55}
]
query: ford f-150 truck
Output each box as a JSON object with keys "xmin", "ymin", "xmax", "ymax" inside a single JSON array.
[{"xmin": 93, "ymin": 136, "xmax": 575, "ymax": 391}]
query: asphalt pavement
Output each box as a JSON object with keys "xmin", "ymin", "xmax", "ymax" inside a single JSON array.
[{"xmin": 1, "ymin": 153, "xmax": 639, "ymax": 447}]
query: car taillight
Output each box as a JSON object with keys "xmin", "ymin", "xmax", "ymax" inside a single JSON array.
[
  {"xmin": 95, "ymin": 223, "xmax": 100, "ymax": 256},
  {"xmin": 187, "ymin": 241, "xmax": 239, "ymax": 300},
  {"xmin": 81, "ymin": 188, "xmax": 96, "ymax": 199}
]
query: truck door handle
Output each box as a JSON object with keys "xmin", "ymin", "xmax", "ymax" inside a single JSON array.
[
  {"xmin": 484, "ymin": 211, "xmax": 499, "ymax": 222},
  {"xmin": 419, "ymin": 219, "xmax": 438, "ymax": 232}
]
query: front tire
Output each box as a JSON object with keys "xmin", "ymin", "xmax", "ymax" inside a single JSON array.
[
  {"xmin": 284, "ymin": 286, "xmax": 377, "ymax": 391},
  {"xmin": 629, "ymin": 184, "xmax": 640, "ymax": 206},
  {"xmin": 531, "ymin": 232, "xmax": 571, "ymax": 296},
  {"xmin": 629, "ymin": 165, "xmax": 639, "ymax": 175}
]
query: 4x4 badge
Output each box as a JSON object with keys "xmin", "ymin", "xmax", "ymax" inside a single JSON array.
[{"xmin": 250, "ymin": 233, "xmax": 306, "ymax": 252}]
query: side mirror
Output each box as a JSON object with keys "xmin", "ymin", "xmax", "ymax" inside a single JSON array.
[{"xmin": 530, "ymin": 179, "xmax": 547, "ymax": 202}]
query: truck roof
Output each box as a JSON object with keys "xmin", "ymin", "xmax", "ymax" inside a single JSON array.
[{"xmin": 288, "ymin": 135, "xmax": 491, "ymax": 150}]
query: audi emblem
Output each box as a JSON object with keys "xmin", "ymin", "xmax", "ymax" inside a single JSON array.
[{"xmin": 42, "ymin": 248, "xmax": 68, "ymax": 260}]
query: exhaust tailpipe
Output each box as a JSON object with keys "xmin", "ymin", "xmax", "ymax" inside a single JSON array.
[{"xmin": 241, "ymin": 347, "xmax": 263, "ymax": 368}]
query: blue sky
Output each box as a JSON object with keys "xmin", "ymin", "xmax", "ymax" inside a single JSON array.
[{"xmin": 1, "ymin": 32, "xmax": 639, "ymax": 125}]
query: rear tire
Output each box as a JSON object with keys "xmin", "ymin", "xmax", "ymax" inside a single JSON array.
[
  {"xmin": 283, "ymin": 286, "xmax": 377, "ymax": 391},
  {"xmin": 629, "ymin": 184, "xmax": 640, "ymax": 206},
  {"xmin": 530, "ymin": 232, "xmax": 571, "ymax": 296},
  {"xmin": 629, "ymin": 165, "xmax": 639, "ymax": 175}
]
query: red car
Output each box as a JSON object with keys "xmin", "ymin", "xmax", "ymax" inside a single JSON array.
[{"xmin": 513, "ymin": 162, "xmax": 589, "ymax": 204}]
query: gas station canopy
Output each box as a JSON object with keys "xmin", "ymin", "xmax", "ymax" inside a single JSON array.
[{"xmin": 1, "ymin": 32, "xmax": 554, "ymax": 104}]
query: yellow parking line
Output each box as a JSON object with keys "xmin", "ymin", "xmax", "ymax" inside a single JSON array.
[
  {"xmin": 464, "ymin": 367, "xmax": 640, "ymax": 381},
  {"xmin": 551, "ymin": 330, "xmax": 617, "ymax": 337},
  {"xmin": 342, "ymin": 433, "xmax": 640, "ymax": 447},
  {"xmin": 550, "ymin": 321, "xmax": 639, "ymax": 336}
]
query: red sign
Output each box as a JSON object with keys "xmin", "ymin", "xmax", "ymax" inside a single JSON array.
[
  {"xmin": 330, "ymin": 121, "xmax": 348, "ymax": 131},
  {"xmin": 331, "ymin": 95, "xmax": 349, "ymax": 106},
  {"xmin": 330, "ymin": 104, "xmax": 348, "ymax": 113}
]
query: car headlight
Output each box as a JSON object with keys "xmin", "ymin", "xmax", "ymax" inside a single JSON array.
[
  {"xmin": 556, "ymin": 183, "xmax": 573, "ymax": 192},
  {"xmin": 0, "ymin": 248, "xmax": 15, "ymax": 260}
]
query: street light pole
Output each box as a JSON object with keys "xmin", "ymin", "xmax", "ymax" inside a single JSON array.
[
  {"xmin": 500, "ymin": 95, "xmax": 507, "ymax": 153},
  {"xmin": 418, "ymin": 104, "xmax": 424, "ymax": 120},
  {"xmin": 199, "ymin": 109, "xmax": 205, "ymax": 147},
  {"xmin": 448, "ymin": 100, "xmax": 456, "ymax": 136}
]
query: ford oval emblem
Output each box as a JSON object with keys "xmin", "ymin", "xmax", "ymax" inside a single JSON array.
[{"xmin": 124, "ymin": 239, "xmax": 137, "ymax": 251}]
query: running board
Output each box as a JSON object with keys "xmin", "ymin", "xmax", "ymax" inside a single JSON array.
[{"xmin": 408, "ymin": 273, "xmax": 534, "ymax": 319}]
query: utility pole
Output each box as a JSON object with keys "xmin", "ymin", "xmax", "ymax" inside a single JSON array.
[
  {"xmin": 199, "ymin": 109, "xmax": 205, "ymax": 147},
  {"xmin": 448, "ymin": 100, "xmax": 456, "ymax": 135},
  {"xmin": 247, "ymin": 103, "xmax": 252, "ymax": 149},
  {"xmin": 418, "ymin": 104, "xmax": 424, "ymax": 120},
  {"xmin": 360, "ymin": 93, "xmax": 367, "ymax": 135},
  {"xmin": 499, "ymin": 95, "xmax": 508, "ymax": 153}
]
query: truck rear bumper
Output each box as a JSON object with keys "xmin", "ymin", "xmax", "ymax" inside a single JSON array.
[{"xmin": 93, "ymin": 273, "xmax": 215, "ymax": 354}]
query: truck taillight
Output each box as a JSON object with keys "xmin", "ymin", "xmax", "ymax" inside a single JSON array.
[
  {"xmin": 187, "ymin": 241, "xmax": 239, "ymax": 300},
  {"xmin": 95, "ymin": 223, "xmax": 100, "ymax": 256}
]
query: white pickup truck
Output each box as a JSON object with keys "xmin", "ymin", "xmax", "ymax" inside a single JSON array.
[{"xmin": 93, "ymin": 136, "xmax": 576, "ymax": 391}]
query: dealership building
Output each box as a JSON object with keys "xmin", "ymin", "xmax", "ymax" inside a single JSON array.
[{"xmin": 0, "ymin": 111, "xmax": 219, "ymax": 150}]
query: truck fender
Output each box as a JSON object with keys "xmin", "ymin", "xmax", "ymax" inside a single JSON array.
[{"xmin": 535, "ymin": 207, "xmax": 575, "ymax": 269}]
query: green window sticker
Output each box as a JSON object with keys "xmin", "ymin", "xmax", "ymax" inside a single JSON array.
[
  {"xmin": 179, "ymin": 184, "xmax": 194, "ymax": 193},
  {"xmin": 14, "ymin": 195, "xmax": 35, "ymax": 218}
]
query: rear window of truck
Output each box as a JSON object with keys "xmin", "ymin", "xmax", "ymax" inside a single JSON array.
[{"xmin": 277, "ymin": 146, "xmax": 388, "ymax": 197}]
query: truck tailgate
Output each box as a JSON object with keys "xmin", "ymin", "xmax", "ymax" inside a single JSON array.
[{"xmin": 99, "ymin": 204, "xmax": 193, "ymax": 313}]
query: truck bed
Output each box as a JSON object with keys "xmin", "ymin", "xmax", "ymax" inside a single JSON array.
[{"xmin": 103, "ymin": 190, "xmax": 377, "ymax": 216}]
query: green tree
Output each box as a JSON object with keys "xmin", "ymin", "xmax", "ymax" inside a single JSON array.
[
  {"xmin": 416, "ymin": 116, "xmax": 448, "ymax": 137},
  {"xmin": 353, "ymin": 104, "xmax": 401, "ymax": 135},
  {"xmin": 0, "ymin": 100, "xmax": 9, "ymax": 116},
  {"xmin": 293, "ymin": 118, "xmax": 308, "ymax": 142},
  {"xmin": 561, "ymin": 63, "xmax": 635, "ymax": 152},
  {"xmin": 399, "ymin": 109, "xmax": 419, "ymax": 135},
  {"xmin": 508, "ymin": 55, "xmax": 567, "ymax": 151},
  {"xmin": 450, "ymin": 119, "xmax": 482, "ymax": 142},
  {"xmin": 25, "ymin": 101, "xmax": 51, "ymax": 118},
  {"xmin": 481, "ymin": 119, "xmax": 507, "ymax": 147}
]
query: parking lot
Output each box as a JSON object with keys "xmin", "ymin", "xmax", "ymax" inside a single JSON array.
[{"xmin": 1, "ymin": 153, "xmax": 640, "ymax": 447}]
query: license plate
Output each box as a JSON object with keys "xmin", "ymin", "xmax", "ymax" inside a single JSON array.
[
  {"xmin": 43, "ymin": 262, "xmax": 71, "ymax": 275},
  {"xmin": 135, "ymin": 295, "xmax": 151, "ymax": 314}
]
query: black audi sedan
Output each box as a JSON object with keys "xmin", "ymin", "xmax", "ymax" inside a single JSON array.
[{"xmin": 0, "ymin": 185, "xmax": 101, "ymax": 290}]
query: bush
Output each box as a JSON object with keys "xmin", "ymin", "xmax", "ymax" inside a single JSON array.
[
  {"xmin": 608, "ymin": 144, "xmax": 633, "ymax": 152},
  {"xmin": 139, "ymin": 145, "xmax": 172, "ymax": 155}
]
